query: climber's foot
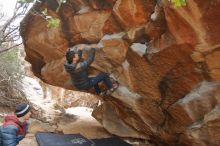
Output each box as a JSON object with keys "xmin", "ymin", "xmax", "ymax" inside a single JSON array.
[
  {"xmin": 99, "ymin": 80, "xmax": 119, "ymax": 97},
  {"xmin": 99, "ymin": 90, "xmax": 107, "ymax": 96},
  {"xmin": 99, "ymin": 89, "xmax": 112, "ymax": 97},
  {"xmin": 110, "ymin": 82, "xmax": 119, "ymax": 92}
]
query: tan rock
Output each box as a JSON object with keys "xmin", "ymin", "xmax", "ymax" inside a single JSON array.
[
  {"xmin": 169, "ymin": 82, "xmax": 218, "ymax": 126},
  {"xmin": 163, "ymin": 6, "xmax": 197, "ymax": 45},
  {"xmin": 113, "ymin": 0, "xmax": 154, "ymax": 30},
  {"xmin": 41, "ymin": 58, "xmax": 73, "ymax": 89},
  {"xmin": 123, "ymin": 26, "xmax": 146, "ymax": 43},
  {"xmin": 69, "ymin": 0, "xmax": 92, "ymax": 14},
  {"xmin": 149, "ymin": 44, "xmax": 203, "ymax": 108},
  {"xmin": 68, "ymin": 10, "xmax": 112, "ymax": 43},
  {"xmin": 93, "ymin": 101, "xmax": 148, "ymax": 139},
  {"xmin": 25, "ymin": 14, "xmax": 68, "ymax": 63},
  {"xmin": 215, "ymin": 89, "xmax": 220, "ymax": 104},
  {"xmin": 191, "ymin": 51, "xmax": 205, "ymax": 62},
  {"xmin": 60, "ymin": 91, "xmax": 99, "ymax": 108},
  {"xmin": 206, "ymin": 48, "xmax": 220, "ymax": 70},
  {"xmin": 90, "ymin": 0, "xmax": 117, "ymax": 10},
  {"xmin": 111, "ymin": 86, "xmax": 165, "ymax": 132},
  {"xmin": 163, "ymin": 0, "xmax": 220, "ymax": 52},
  {"xmin": 103, "ymin": 14, "xmax": 122, "ymax": 34},
  {"xmin": 57, "ymin": 108, "xmax": 110, "ymax": 139},
  {"xmin": 18, "ymin": 134, "xmax": 38, "ymax": 146},
  {"xmin": 21, "ymin": 8, "xmax": 68, "ymax": 78},
  {"xmin": 205, "ymin": 48, "xmax": 220, "ymax": 81},
  {"xmin": 20, "ymin": 0, "xmax": 220, "ymax": 145},
  {"xmin": 92, "ymin": 35, "xmax": 128, "ymax": 72},
  {"xmin": 126, "ymin": 49, "xmax": 161, "ymax": 100},
  {"xmin": 113, "ymin": 62, "xmax": 134, "ymax": 89},
  {"xmin": 203, "ymin": 106, "xmax": 220, "ymax": 145},
  {"xmin": 145, "ymin": 4, "xmax": 166, "ymax": 42},
  {"xmin": 29, "ymin": 119, "xmax": 57, "ymax": 133},
  {"xmin": 101, "ymin": 38, "xmax": 128, "ymax": 66},
  {"xmin": 209, "ymin": 69, "xmax": 220, "ymax": 81},
  {"xmin": 180, "ymin": 106, "xmax": 220, "ymax": 146},
  {"xmin": 148, "ymin": 32, "xmax": 176, "ymax": 53}
]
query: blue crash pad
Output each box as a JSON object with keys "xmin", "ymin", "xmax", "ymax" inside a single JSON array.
[
  {"xmin": 35, "ymin": 132, "xmax": 132, "ymax": 146},
  {"xmin": 35, "ymin": 132, "xmax": 95, "ymax": 146},
  {"xmin": 92, "ymin": 137, "xmax": 132, "ymax": 146}
]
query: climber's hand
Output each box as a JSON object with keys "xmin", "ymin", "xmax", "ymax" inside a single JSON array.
[
  {"xmin": 91, "ymin": 43, "xmax": 103, "ymax": 50},
  {"xmin": 79, "ymin": 44, "xmax": 85, "ymax": 50},
  {"xmin": 90, "ymin": 44, "xmax": 98, "ymax": 49}
]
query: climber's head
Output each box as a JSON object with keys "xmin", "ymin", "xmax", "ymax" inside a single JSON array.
[
  {"xmin": 72, "ymin": 53, "xmax": 80, "ymax": 64},
  {"xmin": 66, "ymin": 50, "xmax": 78, "ymax": 64}
]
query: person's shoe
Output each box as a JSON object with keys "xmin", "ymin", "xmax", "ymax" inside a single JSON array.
[
  {"xmin": 100, "ymin": 90, "xmax": 107, "ymax": 96},
  {"xmin": 105, "ymin": 90, "xmax": 112, "ymax": 96},
  {"xmin": 100, "ymin": 89, "xmax": 112, "ymax": 96},
  {"xmin": 110, "ymin": 82, "xmax": 119, "ymax": 92}
]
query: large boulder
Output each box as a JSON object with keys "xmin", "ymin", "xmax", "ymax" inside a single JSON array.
[{"xmin": 20, "ymin": 0, "xmax": 220, "ymax": 145}]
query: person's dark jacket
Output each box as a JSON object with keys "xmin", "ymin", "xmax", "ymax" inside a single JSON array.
[
  {"xmin": 0, "ymin": 113, "xmax": 28, "ymax": 146},
  {"xmin": 64, "ymin": 48, "xmax": 96, "ymax": 89}
]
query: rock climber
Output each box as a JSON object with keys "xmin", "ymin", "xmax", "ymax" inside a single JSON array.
[
  {"xmin": 0, "ymin": 103, "xmax": 31, "ymax": 146},
  {"xmin": 64, "ymin": 44, "xmax": 118, "ymax": 95}
]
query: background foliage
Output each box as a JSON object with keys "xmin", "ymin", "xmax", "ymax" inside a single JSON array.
[
  {"xmin": 171, "ymin": 0, "xmax": 186, "ymax": 7},
  {"xmin": 0, "ymin": 48, "xmax": 26, "ymax": 109}
]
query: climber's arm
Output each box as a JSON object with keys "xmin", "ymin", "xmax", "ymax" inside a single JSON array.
[
  {"xmin": 79, "ymin": 48, "xmax": 96, "ymax": 70},
  {"xmin": 77, "ymin": 50, "xmax": 82, "ymax": 59}
]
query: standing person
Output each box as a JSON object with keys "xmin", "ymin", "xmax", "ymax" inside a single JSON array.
[
  {"xmin": 0, "ymin": 103, "xmax": 31, "ymax": 146},
  {"xmin": 64, "ymin": 44, "xmax": 118, "ymax": 95}
]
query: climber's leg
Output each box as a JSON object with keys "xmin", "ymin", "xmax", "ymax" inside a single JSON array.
[
  {"xmin": 89, "ymin": 73, "xmax": 119, "ymax": 95},
  {"xmin": 90, "ymin": 73, "xmax": 113, "ymax": 88},
  {"xmin": 93, "ymin": 84, "xmax": 101, "ymax": 95}
]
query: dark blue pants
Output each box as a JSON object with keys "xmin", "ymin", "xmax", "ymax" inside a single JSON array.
[{"xmin": 89, "ymin": 73, "xmax": 113, "ymax": 94}]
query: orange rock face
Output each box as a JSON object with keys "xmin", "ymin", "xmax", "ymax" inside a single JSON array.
[
  {"xmin": 113, "ymin": 0, "xmax": 154, "ymax": 30},
  {"xmin": 67, "ymin": 10, "xmax": 112, "ymax": 43},
  {"xmin": 20, "ymin": 0, "xmax": 220, "ymax": 145}
]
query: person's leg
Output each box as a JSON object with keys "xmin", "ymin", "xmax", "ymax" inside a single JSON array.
[
  {"xmin": 90, "ymin": 73, "xmax": 113, "ymax": 89},
  {"xmin": 93, "ymin": 84, "xmax": 101, "ymax": 94},
  {"xmin": 98, "ymin": 73, "xmax": 113, "ymax": 89},
  {"xmin": 99, "ymin": 74, "xmax": 119, "ymax": 91},
  {"xmin": 89, "ymin": 76, "xmax": 105, "ymax": 94}
]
